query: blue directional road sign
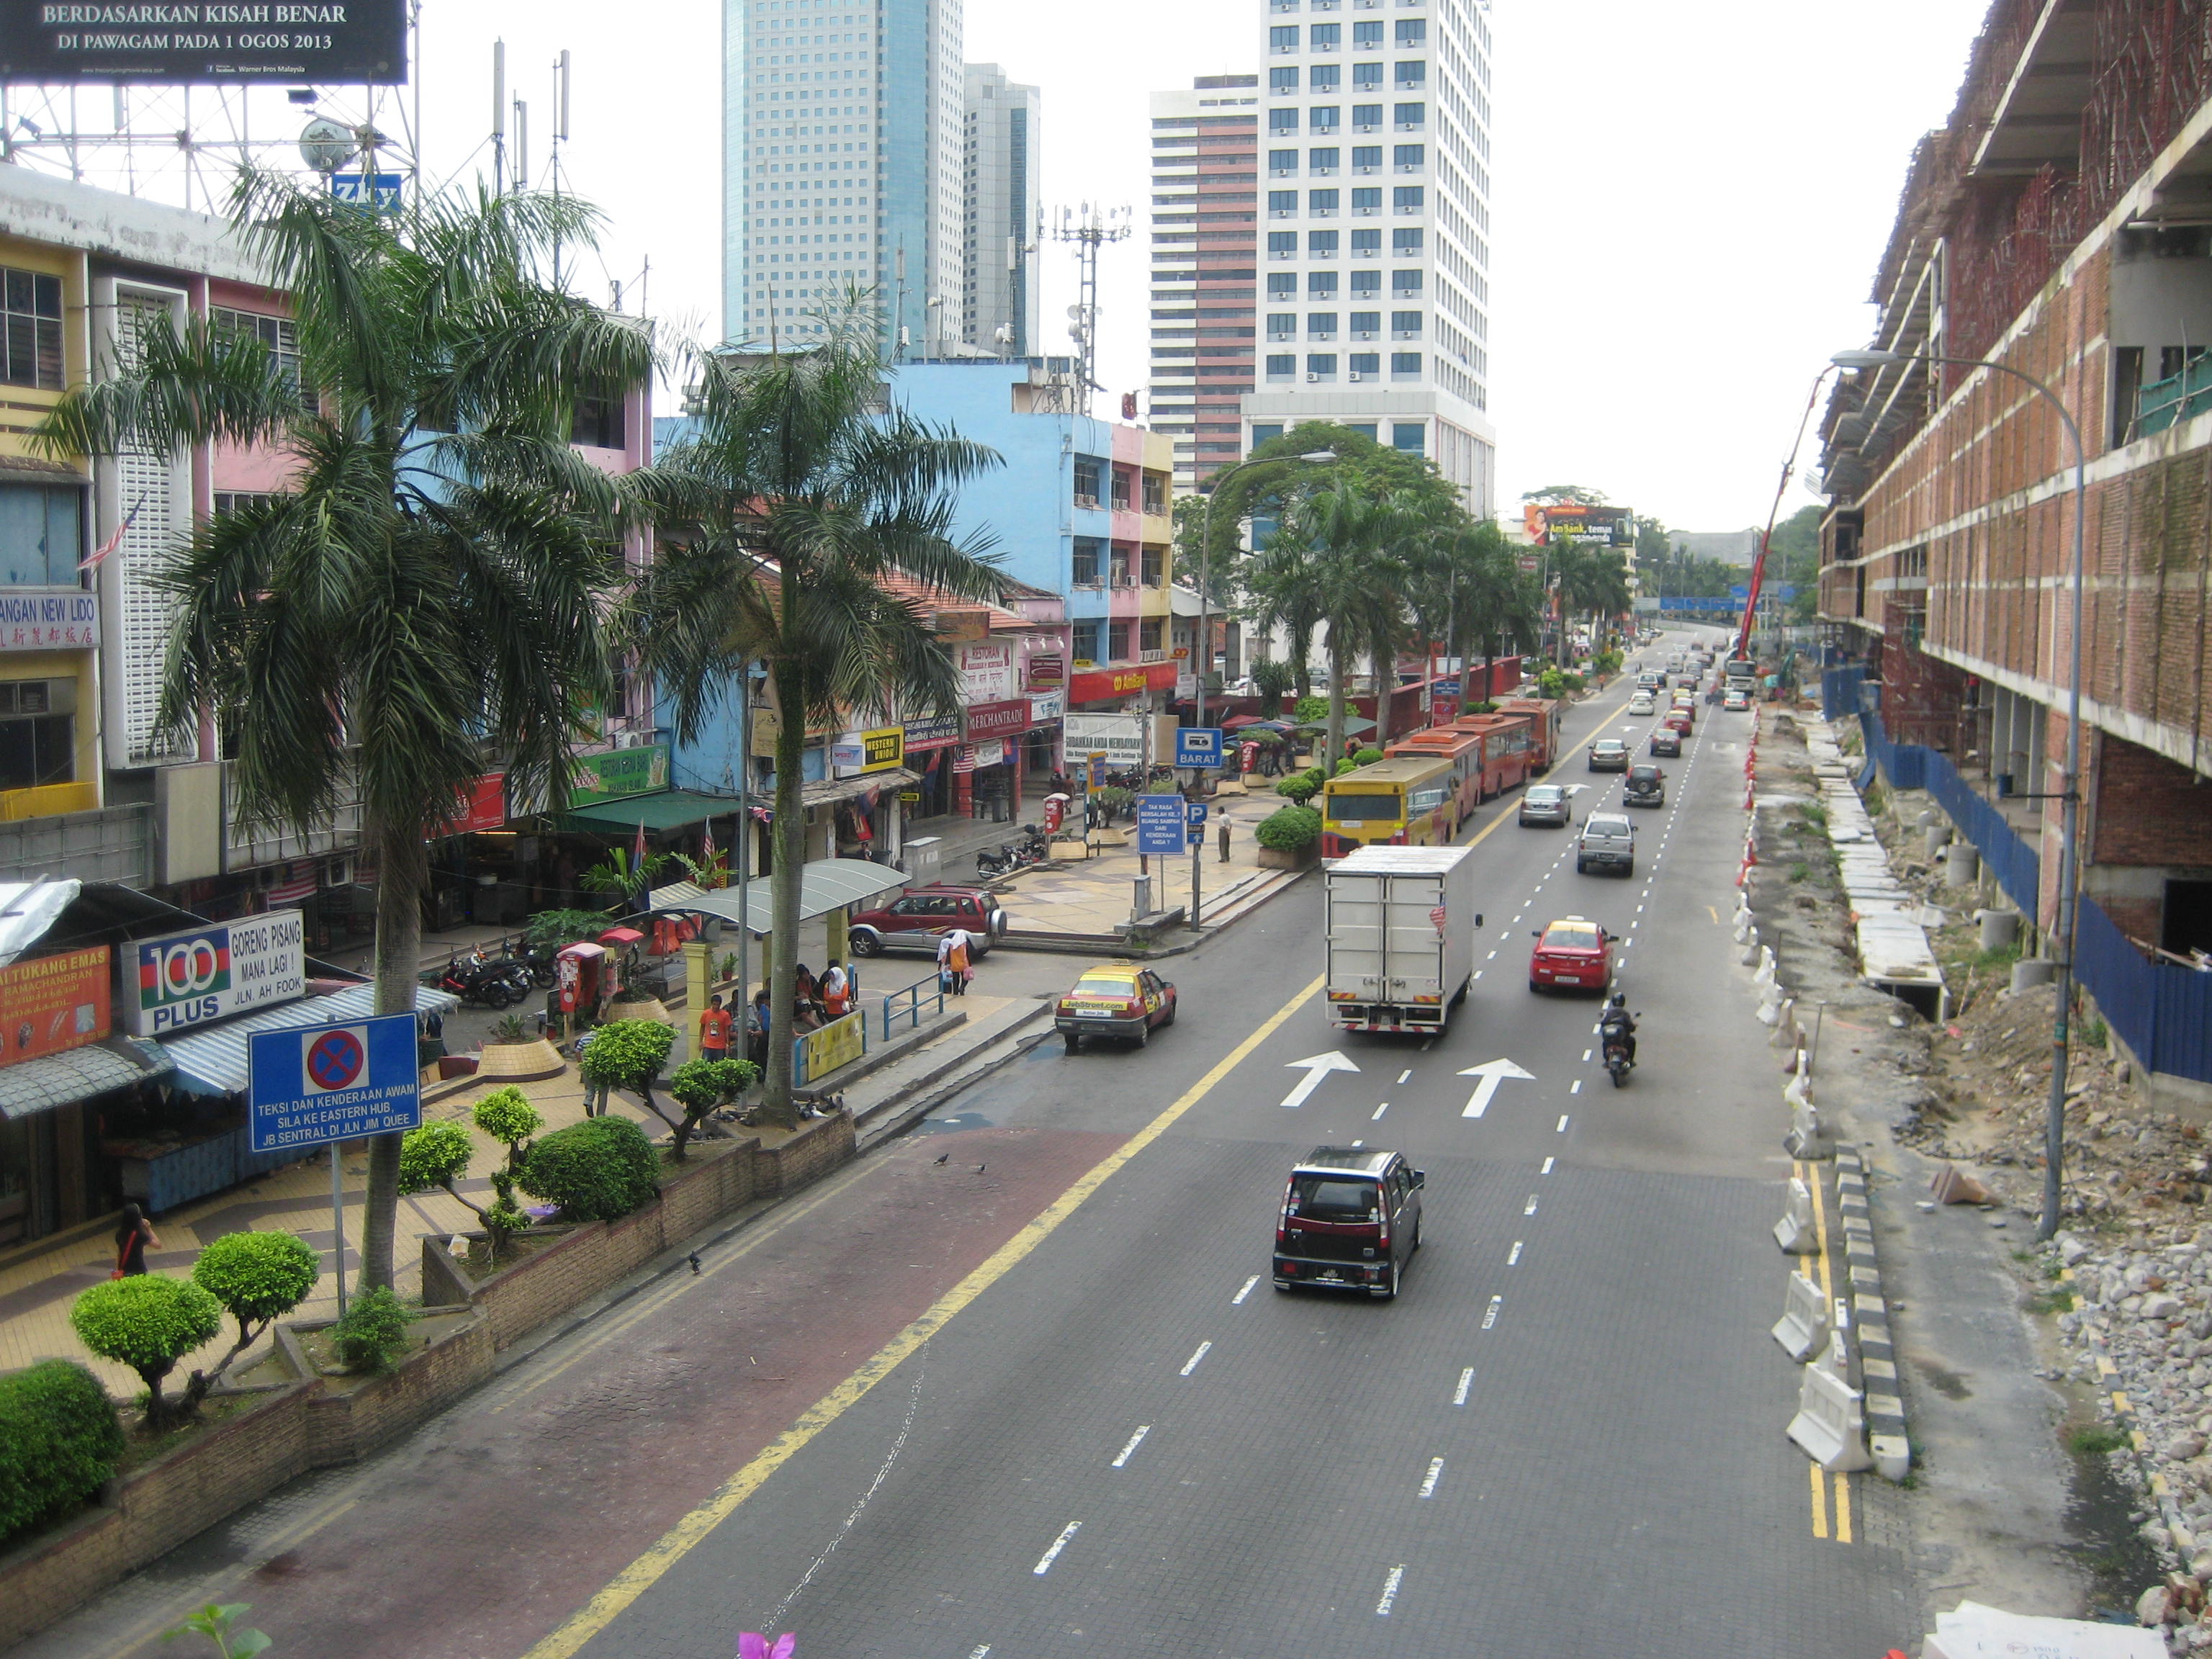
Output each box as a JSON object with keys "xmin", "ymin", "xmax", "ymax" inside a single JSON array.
[
  {"xmin": 1187, "ymin": 799, "xmax": 1210, "ymax": 848},
  {"xmin": 248, "ymin": 1011, "xmax": 422, "ymax": 1154},
  {"xmin": 1174, "ymin": 727, "xmax": 1225, "ymax": 769},
  {"xmin": 1136, "ymin": 793, "xmax": 1190, "ymax": 856},
  {"xmin": 1087, "ymin": 752, "xmax": 1109, "ymax": 789}
]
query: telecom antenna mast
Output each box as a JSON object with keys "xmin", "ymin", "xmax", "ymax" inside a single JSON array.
[{"xmin": 1052, "ymin": 202, "xmax": 1130, "ymax": 415}]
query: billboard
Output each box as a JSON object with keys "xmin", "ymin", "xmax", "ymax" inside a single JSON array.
[
  {"xmin": 0, "ymin": 3, "xmax": 409, "ymax": 84},
  {"xmin": 127, "ymin": 911, "xmax": 306, "ymax": 1038},
  {"xmin": 1524, "ymin": 503, "xmax": 1633, "ymax": 547}
]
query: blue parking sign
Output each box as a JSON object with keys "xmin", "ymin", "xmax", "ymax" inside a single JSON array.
[
  {"xmin": 1175, "ymin": 727, "xmax": 1224, "ymax": 769},
  {"xmin": 248, "ymin": 1011, "xmax": 422, "ymax": 1153}
]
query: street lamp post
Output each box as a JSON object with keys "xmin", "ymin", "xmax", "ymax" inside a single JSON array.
[
  {"xmin": 1833, "ymin": 346, "xmax": 2086, "ymax": 1241},
  {"xmin": 1194, "ymin": 449, "xmax": 1336, "ymax": 735}
]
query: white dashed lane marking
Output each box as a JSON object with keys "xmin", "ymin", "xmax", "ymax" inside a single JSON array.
[
  {"xmin": 1453, "ymin": 1367, "xmax": 1474, "ymax": 1405},
  {"xmin": 1033, "ymin": 1522, "xmax": 1082, "ymax": 1575},
  {"xmin": 1179, "ymin": 1341, "xmax": 1211, "ymax": 1377},
  {"xmin": 1232, "ymin": 1275, "xmax": 1258, "ymax": 1305},
  {"xmin": 1110, "ymin": 1426, "xmax": 1150, "ymax": 1468}
]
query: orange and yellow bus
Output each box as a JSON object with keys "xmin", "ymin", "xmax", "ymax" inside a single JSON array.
[
  {"xmin": 1384, "ymin": 729, "xmax": 1485, "ymax": 819},
  {"xmin": 1318, "ymin": 753, "xmax": 1463, "ymax": 858}
]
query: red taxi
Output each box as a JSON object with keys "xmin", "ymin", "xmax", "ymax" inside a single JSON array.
[{"xmin": 1528, "ymin": 916, "xmax": 1614, "ymax": 994}]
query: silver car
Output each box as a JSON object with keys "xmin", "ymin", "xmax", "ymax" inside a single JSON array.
[{"xmin": 1519, "ymin": 783, "xmax": 1572, "ymax": 827}]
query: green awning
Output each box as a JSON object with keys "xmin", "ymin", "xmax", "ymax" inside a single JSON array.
[
  {"xmin": 1295, "ymin": 716, "xmax": 1377, "ymax": 736},
  {"xmin": 558, "ymin": 790, "xmax": 737, "ymax": 834}
]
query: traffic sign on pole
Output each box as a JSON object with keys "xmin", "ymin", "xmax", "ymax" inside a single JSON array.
[
  {"xmin": 249, "ymin": 1011, "xmax": 422, "ymax": 1154},
  {"xmin": 1175, "ymin": 727, "xmax": 1224, "ymax": 769},
  {"xmin": 1087, "ymin": 752, "xmax": 1109, "ymax": 790},
  {"xmin": 1136, "ymin": 794, "xmax": 1187, "ymax": 856}
]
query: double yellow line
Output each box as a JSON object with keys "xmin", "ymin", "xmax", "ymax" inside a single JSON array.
[
  {"xmin": 1800, "ymin": 1157, "xmax": 1853, "ymax": 1545},
  {"xmin": 520, "ymin": 972, "xmax": 1328, "ymax": 1659}
]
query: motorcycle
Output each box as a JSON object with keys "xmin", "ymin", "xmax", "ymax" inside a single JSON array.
[
  {"xmin": 976, "ymin": 844, "xmax": 1017, "ymax": 879},
  {"xmin": 425, "ymin": 953, "xmax": 526, "ymax": 1010},
  {"xmin": 1600, "ymin": 1013, "xmax": 1640, "ymax": 1087}
]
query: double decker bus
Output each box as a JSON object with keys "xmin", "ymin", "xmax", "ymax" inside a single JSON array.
[
  {"xmin": 1318, "ymin": 754, "xmax": 1462, "ymax": 858},
  {"xmin": 1384, "ymin": 729, "xmax": 1486, "ymax": 819}
]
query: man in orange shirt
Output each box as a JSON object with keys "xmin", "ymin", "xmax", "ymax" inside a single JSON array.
[{"xmin": 698, "ymin": 994, "xmax": 734, "ymax": 1064}]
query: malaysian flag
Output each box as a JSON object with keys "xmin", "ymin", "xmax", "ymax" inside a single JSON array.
[{"xmin": 79, "ymin": 494, "xmax": 145, "ymax": 574}]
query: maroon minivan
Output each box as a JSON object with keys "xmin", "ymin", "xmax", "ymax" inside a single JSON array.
[{"xmin": 1273, "ymin": 1146, "xmax": 1424, "ymax": 1300}]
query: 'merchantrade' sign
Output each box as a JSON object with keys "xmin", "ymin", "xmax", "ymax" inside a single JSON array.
[{"xmin": 0, "ymin": 3, "xmax": 408, "ymax": 84}]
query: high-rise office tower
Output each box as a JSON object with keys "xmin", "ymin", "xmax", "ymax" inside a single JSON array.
[
  {"xmin": 723, "ymin": 0, "xmax": 965, "ymax": 352},
  {"xmin": 1146, "ymin": 75, "xmax": 1261, "ymax": 492},
  {"xmin": 961, "ymin": 64, "xmax": 1040, "ymax": 356},
  {"xmin": 1243, "ymin": 0, "xmax": 1494, "ymax": 511}
]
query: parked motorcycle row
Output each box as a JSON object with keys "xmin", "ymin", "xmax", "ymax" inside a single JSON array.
[
  {"xmin": 419, "ymin": 942, "xmax": 557, "ymax": 1010},
  {"xmin": 975, "ymin": 823, "xmax": 1051, "ymax": 879}
]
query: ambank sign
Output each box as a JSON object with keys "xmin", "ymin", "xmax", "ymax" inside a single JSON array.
[{"xmin": 127, "ymin": 911, "xmax": 307, "ymax": 1037}]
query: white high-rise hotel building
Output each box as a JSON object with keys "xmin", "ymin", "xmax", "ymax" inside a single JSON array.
[{"xmin": 1243, "ymin": 0, "xmax": 1495, "ymax": 512}]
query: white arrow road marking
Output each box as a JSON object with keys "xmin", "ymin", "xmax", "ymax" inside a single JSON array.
[
  {"xmin": 1459, "ymin": 1058, "xmax": 1537, "ymax": 1117},
  {"xmin": 1280, "ymin": 1050, "xmax": 1359, "ymax": 1109}
]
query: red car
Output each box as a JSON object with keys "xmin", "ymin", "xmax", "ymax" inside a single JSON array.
[
  {"xmin": 1660, "ymin": 708, "xmax": 1694, "ymax": 738},
  {"xmin": 1528, "ymin": 915, "xmax": 1614, "ymax": 994},
  {"xmin": 847, "ymin": 885, "xmax": 1008, "ymax": 958}
]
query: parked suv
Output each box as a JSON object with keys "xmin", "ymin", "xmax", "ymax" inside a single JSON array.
[
  {"xmin": 1575, "ymin": 812, "xmax": 1636, "ymax": 876},
  {"xmin": 847, "ymin": 885, "xmax": 1008, "ymax": 958},
  {"xmin": 1274, "ymin": 1146, "xmax": 1424, "ymax": 1300}
]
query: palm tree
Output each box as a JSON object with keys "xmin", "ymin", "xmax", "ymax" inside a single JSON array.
[
  {"xmin": 1551, "ymin": 540, "xmax": 1632, "ymax": 664},
  {"xmin": 1418, "ymin": 516, "xmax": 1540, "ymax": 702},
  {"xmin": 622, "ymin": 313, "xmax": 1002, "ymax": 1129},
  {"xmin": 1246, "ymin": 479, "xmax": 1419, "ymax": 765},
  {"xmin": 33, "ymin": 173, "xmax": 654, "ymax": 1292}
]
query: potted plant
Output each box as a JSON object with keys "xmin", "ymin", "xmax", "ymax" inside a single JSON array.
[
  {"xmin": 1254, "ymin": 804, "xmax": 1323, "ymax": 870},
  {"xmin": 475, "ymin": 1011, "xmax": 565, "ymax": 1081}
]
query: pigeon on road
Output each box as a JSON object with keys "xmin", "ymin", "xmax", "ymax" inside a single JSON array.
[{"xmin": 933, "ymin": 1151, "xmax": 950, "ymax": 1165}]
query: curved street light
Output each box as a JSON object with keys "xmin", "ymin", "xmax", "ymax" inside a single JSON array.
[{"xmin": 1831, "ymin": 346, "xmax": 2085, "ymax": 1241}]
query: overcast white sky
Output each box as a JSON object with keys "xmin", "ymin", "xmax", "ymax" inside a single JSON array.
[{"xmin": 136, "ymin": 0, "xmax": 1998, "ymax": 531}]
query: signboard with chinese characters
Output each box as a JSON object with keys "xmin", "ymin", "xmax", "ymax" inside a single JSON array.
[
  {"xmin": 0, "ymin": 590, "xmax": 97, "ymax": 652},
  {"xmin": 127, "ymin": 912, "xmax": 305, "ymax": 1038},
  {"xmin": 0, "ymin": 0, "xmax": 410, "ymax": 83},
  {"xmin": 958, "ymin": 642, "xmax": 1017, "ymax": 704},
  {"xmin": 568, "ymin": 745, "xmax": 668, "ymax": 806},
  {"xmin": 0, "ymin": 945, "xmax": 109, "ymax": 1069}
]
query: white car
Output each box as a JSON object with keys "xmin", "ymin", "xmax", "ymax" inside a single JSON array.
[
  {"xmin": 1723, "ymin": 688, "xmax": 1752, "ymax": 711},
  {"xmin": 1627, "ymin": 691, "xmax": 1657, "ymax": 716}
]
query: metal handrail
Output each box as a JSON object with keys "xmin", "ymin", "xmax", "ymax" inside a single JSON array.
[{"xmin": 878, "ymin": 971, "xmax": 948, "ymax": 1040}]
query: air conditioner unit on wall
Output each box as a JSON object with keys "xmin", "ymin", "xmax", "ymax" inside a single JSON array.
[
  {"xmin": 326, "ymin": 856, "xmax": 356, "ymax": 889},
  {"xmin": 1349, "ymin": 372, "xmax": 1364, "ymax": 381}
]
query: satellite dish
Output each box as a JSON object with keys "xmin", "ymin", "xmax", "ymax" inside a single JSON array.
[{"xmin": 299, "ymin": 117, "xmax": 356, "ymax": 174}]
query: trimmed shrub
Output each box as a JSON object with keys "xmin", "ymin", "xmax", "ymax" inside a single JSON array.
[
  {"xmin": 1255, "ymin": 805, "xmax": 1323, "ymax": 851},
  {"xmin": 472, "ymin": 1085, "xmax": 544, "ymax": 1170},
  {"xmin": 520, "ymin": 1114, "xmax": 661, "ymax": 1221},
  {"xmin": 1334, "ymin": 757, "xmax": 1356, "ymax": 775},
  {"xmin": 0, "ymin": 1359, "xmax": 125, "ymax": 1544},
  {"xmin": 1352, "ymin": 745, "xmax": 1385, "ymax": 768},
  {"xmin": 192, "ymin": 1231, "xmax": 319, "ymax": 1342},
  {"xmin": 329, "ymin": 1286, "xmax": 415, "ymax": 1375},
  {"xmin": 1274, "ymin": 772, "xmax": 1320, "ymax": 805},
  {"xmin": 665, "ymin": 1056, "xmax": 760, "ymax": 1160},
  {"xmin": 70, "ymin": 1275, "xmax": 222, "ymax": 1426}
]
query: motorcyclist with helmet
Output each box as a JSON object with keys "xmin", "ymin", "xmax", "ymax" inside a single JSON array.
[{"xmin": 1599, "ymin": 992, "xmax": 1637, "ymax": 1070}]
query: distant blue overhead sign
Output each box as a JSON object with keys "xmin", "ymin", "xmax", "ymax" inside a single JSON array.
[
  {"xmin": 248, "ymin": 1012, "xmax": 421, "ymax": 1154},
  {"xmin": 1136, "ymin": 794, "xmax": 1189, "ymax": 856}
]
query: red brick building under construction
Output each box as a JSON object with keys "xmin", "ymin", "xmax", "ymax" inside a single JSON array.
[{"xmin": 1819, "ymin": 0, "xmax": 2212, "ymax": 1091}]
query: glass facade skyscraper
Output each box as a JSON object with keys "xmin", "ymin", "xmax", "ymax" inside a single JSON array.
[{"xmin": 723, "ymin": 0, "xmax": 965, "ymax": 350}]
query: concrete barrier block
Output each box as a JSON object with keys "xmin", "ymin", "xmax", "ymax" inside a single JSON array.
[
  {"xmin": 1773, "ymin": 1269, "xmax": 1830, "ymax": 1362},
  {"xmin": 1869, "ymin": 1431, "xmax": 1911, "ymax": 1483},
  {"xmin": 1813, "ymin": 1328, "xmax": 1853, "ymax": 1380},
  {"xmin": 1783, "ymin": 1056, "xmax": 1811, "ymax": 1110},
  {"xmin": 1774, "ymin": 1177, "xmax": 1817, "ymax": 1253},
  {"xmin": 1784, "ymin": 1096, "xmax": 1827, "ymax": 1159},
  {"xmin": 1787, "ymin": 1362, "xmax": 1874, "ymax": 1473}
]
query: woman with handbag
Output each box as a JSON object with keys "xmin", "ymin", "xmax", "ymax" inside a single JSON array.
[{"xmin": 112, "ymin": 1202, "xmax": 158, "ymax": 1277}]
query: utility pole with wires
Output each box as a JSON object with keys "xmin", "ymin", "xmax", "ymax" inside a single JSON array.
[{"xmin": 1052, "ymin": 203, "xmax": 1130, "ymax": 415}]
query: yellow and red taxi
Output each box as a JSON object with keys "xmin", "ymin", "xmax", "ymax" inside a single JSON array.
[
  {"xmin": 1528, "ymin": 916, "xmax": 1614, "ymax": 994},
  {"xmin": 1056, "ymin": 963, "xmax": 1177, "ymax": 1053}
]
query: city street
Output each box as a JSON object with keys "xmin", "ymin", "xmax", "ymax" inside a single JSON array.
[{"xmin": 20, "ymin": 634, "xmax": 1919, "ymax": 1659}]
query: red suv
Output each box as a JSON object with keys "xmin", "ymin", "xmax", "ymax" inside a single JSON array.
[
  {"xmin": 847, "ymin": 885, "xmax": 1008, "ymax": 958},
  {"xmin": 1274, "ymin": 1146, "xmax": 1424, "ymax": 1300}
]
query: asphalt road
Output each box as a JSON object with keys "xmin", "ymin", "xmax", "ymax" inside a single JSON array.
[{"xmin": 22, "ymin": 629, "xmax": 1920, "ymax": 1659}]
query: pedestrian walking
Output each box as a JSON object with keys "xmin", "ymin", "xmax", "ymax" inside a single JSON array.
[
  {"xmin": 698, "ymin": 994, "xmax": 733, "ymax": 1063},
  {"xmin": 112, "ymin": 1202, "xmax": 158, "ymax": 1277}
]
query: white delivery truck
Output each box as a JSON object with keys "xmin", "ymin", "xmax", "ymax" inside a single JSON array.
[{"xmin": 1324, "ymin": 844, "xmax": 1483, "ymax": 1033}]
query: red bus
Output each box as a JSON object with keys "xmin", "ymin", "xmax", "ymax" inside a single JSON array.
[
  {"xmin": 1440, "ymin": 712, "xmax": 1534, "ymax": 798},
  {"xmin": 1495, "ymin": 697, "xmax": 1565, "ymax": 773}
]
